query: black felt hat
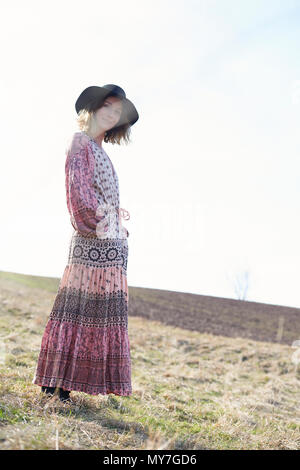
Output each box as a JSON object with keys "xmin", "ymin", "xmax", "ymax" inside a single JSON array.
[{"xmin": 75, "ymin": 84, "xmax": 139, "ymax": 128}]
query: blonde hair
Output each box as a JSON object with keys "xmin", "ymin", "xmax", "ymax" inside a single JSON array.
[{"xmin": 76, "ymin": 106, "xmax": 132, "ymax": 146}]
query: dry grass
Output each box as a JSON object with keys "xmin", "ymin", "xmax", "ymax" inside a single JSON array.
[{"xmin": 0, "ymin": 273, "xmax": 299, "ymax": 450}]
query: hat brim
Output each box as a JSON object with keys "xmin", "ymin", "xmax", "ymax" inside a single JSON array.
[{"xmin": 75, "ymin": 85, "xmax": 139, "ymax": 127}]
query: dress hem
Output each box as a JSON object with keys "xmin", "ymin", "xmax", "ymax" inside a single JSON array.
[{"xmin": 32, "ymin": 376, "xmax": 132, "ymax": 397}]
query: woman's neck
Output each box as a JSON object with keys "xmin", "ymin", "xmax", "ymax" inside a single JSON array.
[{"xmin": 85, "ymin": 131, "xmax": 104, "ymax": 147}]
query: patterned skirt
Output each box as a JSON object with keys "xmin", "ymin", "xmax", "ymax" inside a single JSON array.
[{"xmin": 32, "ymin": 230, "xmax": 132, "ymax": 396}]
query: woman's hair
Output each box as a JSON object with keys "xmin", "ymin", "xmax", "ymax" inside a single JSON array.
[{"xmin": 76, "ymin": 95, "xmax": 132, "ymax": 145}]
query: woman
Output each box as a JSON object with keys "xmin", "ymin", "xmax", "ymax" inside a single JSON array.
[{"xmin": 32, "ymin": 84, "xmax": 139, "ymax": 402}]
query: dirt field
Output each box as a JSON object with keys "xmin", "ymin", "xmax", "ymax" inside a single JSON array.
[{"xmin": 128, "ymin": 285, "xmax": 300, "ymax": 346}]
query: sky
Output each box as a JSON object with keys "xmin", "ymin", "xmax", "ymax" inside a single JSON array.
[{"xmin": 1, "ymin": 0, "xmax": 300, "ymax": 309}]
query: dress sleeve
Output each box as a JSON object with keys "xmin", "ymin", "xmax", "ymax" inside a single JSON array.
[{"xmin": 65, "ymin": 132, "xmax": 105, "ymax": 237}]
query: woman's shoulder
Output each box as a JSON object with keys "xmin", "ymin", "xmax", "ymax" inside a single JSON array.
[{"xmin": 65, "ymin": 131, "xmax": 90, "ymax": 155}]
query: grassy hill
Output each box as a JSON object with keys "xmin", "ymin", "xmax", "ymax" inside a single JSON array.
[
  {"xmin": 128, "ymin": 286, "xmax": 300, "ymax": 345},
  {"xmin": 0, "ymin": 270, "xmax": 299, "ymax": 450}
]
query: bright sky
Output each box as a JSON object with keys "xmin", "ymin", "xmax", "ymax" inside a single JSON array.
[{"xmin": 1, "ymin": 0, "xmax": 300, "ymax": 309}]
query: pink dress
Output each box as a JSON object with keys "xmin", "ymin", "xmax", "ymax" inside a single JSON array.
[{"xmin": 32, "ymin": 131, "xmax": 132, "ymax": 395}]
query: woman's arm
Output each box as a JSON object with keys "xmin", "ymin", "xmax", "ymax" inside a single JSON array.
[{"xmin": 65, "ymin": 132, "xmax": 105, "ymax": 237}]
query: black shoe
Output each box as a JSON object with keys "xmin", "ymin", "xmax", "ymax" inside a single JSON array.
[
  {"xmin": 59, "ymin": 388, "xmax": 71, "ymax": 402},
  {"xmin": 41, "ymin": 386, "xmax": 56, "ymax": 395}
]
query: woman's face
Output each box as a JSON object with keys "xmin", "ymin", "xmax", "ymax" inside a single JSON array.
[{"xmin": 94, "ymin": 96, "xmax": 123, "ymax": 130}]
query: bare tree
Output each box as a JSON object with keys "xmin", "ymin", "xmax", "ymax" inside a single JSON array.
[{"xmin": 234, "ymin": 269, "xmax": 250, "ymax": 300}]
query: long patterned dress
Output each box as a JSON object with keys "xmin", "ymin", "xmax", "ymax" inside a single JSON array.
[{"xmin": 32, "ymin": 131, "xmax": 132, "ymax": 396}]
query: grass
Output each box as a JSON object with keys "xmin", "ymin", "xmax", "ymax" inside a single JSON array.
[{"xmin": 0, "ymin": 271, "xmax": 299, "ymax": 449}]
